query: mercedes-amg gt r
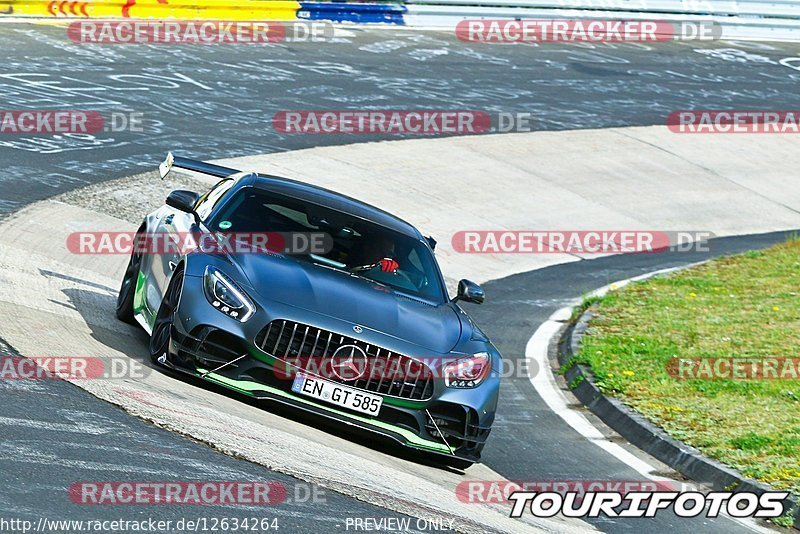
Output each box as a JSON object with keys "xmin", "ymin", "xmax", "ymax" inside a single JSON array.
[{"xmin": 116, "ymin": 153, "xmax": 502, "ymax": 467}]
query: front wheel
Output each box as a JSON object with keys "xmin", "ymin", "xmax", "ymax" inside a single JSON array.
[{"xmin": 149, "ymin": 268, "xmax": 184, "ymax": 364}]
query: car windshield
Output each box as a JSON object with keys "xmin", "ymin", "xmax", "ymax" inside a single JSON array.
[{"xmin": 211, "ymin": 187, "xmax": 447, "ymax": 302}]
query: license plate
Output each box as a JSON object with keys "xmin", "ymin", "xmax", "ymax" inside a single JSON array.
[{"xmin": 291, "ymin": 373, "xmax": 383, "ymax": 416}]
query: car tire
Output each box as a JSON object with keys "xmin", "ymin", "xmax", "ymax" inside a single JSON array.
[
  {"xmin": 149, "ymin": 267, "xmax": 184, "ymax": 364},
  {"xmin": 115, "ymin": 248, "xmax": 143, "ymax": 325}
]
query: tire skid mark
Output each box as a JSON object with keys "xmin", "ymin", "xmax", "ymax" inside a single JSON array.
[
  {"xmin": 0, "ymin": 443, "xmax": 182, "ymax": 476},
  {"xmin": 0, "ymin": 415, "xmax": 115, "ymax": 435}
]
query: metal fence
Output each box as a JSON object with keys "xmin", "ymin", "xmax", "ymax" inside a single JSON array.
[
  {"xmin": 399, "ymin": 0, "xmax": 800, "ymax": 40},
  {"xmin": 404, "ymin": 0, "xmax": 800, "ymax": 18}
]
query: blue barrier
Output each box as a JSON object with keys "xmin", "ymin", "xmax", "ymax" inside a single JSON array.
[{"xmin": 298, "ymin": 2, "xmax": 407, "ymax": 24}]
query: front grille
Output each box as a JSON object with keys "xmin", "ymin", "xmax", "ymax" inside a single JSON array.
[{"xmin": 255, "ymin": 319, "xmax": 434, "ymax": 401}]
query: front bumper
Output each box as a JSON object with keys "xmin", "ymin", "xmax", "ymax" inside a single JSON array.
[{"xmin": 164, "ymin": 274, "xmax": 498, "ymax": 462}]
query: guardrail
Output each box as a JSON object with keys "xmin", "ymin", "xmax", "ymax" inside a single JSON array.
[
  {"xmin": 405, "ymin": 0, "xmax": 800, "ymax": 19},
  {"xmin": 398, "ymin": 0, "xmax": 800, "ymax": 40},
  {"xmin": 400, "ymin": 2, "xmax": 800, "ymax": 40},
  {"xmin": 2, "ymin": 0, "xmax": 799, "ymax": 41}
]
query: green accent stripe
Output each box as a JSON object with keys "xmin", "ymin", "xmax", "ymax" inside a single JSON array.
[
  {"xmin": 133, "ymin": 271, "xmax": 146, "ymax": 313},
  {"xmin": 196, "ymin": 368, "xmax": 450, "ymax": 453}
]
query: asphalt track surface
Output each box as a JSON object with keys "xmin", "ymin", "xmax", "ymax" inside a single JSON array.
[
  {"xmin": 2, "ymin": 21, "xmax": 800, "ymax": 533},
  {"xmin": 0, "ymin": 337, "xmax": 427, "ymax": 533},
  {"xmin": 2, "ymin": 23, "xmax": 800, "ymax": 214}
]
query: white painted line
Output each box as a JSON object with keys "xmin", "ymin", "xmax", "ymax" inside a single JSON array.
[{"xmin": 526, "ymin": 310, "xmax": 665, "ymax": 480}]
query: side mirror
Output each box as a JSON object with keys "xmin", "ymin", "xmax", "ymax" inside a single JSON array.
[
  {"xmin": 166, "ymin": 190, "xmax": 199, "ymax": 214},
  {"xmin": 453, "ymin": 279, "xmax": 485, "ymax": 305}
]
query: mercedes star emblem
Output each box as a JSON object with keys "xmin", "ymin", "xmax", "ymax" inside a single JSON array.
[{"xmin": 330, "ymin": 345, "xmax": 369, "ymax": 381}]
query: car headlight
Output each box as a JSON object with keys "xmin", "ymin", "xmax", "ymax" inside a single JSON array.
[
  {"xmin": 203, "ymin": 266, "xmax": 255, "ymax": 322},
  {"xmin": 444, "ymin": 352, "xmax": 490, "ymax": 388}
]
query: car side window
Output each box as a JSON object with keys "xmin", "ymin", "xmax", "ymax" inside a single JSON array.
[{"xmin": 195, "ymin": 179, "xmax": 235, "ymax": 221}]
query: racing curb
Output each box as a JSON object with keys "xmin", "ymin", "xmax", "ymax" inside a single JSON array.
[{"xmin": 558, "ymin": 308, "xmax": 800, "ymax": 529}]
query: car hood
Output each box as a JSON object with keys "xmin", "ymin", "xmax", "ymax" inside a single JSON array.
[{"xmin": 234, "ymin": 254, "xmax": 462, "ymax": 354}]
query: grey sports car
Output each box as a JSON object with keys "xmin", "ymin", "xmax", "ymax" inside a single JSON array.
[{"xmin": 116, "ymin": 153, "xmax": 502, "ymax": 467}]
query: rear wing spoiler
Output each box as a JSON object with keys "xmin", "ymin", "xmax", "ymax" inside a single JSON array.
[{"xmin": 159, "ymin": 152, "xmax": 241, "ymax": 180}]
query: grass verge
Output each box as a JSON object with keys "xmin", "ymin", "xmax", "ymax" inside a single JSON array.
[{"xmin": 575, "ymin": 238, "xmax": 800, "ymax": 495}]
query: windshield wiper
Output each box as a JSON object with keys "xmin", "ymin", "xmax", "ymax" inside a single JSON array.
[
  {"xmin": 346, "ymin": 270, "xmax": 394, "ymax": 290},
  {"xmin": 305, "ymin": 257, "xmax": 432, "ymax": 301},
  {"xmin": 304, "ymin": 257, "xmax": 387, "ymax": 286}
]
